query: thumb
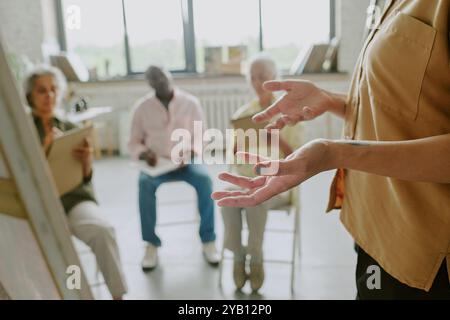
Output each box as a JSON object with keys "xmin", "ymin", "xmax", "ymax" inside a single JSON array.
[{"xmin": 254, "ymin": 159, "xmax": 297, "ymax": 176}]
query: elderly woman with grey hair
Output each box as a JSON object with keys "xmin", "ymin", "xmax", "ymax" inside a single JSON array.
[
  {"xmin": 221, "ymin": 55, "xmax": 303, "ymax": 292},
  {"xmin": 24, "ymin": 65, "xmax": 127, "ymax": 299}
]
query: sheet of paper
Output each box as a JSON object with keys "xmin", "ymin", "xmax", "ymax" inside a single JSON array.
[{"xmin": 131, "ymin": 157, "xmax": 180, "ymax": 177}]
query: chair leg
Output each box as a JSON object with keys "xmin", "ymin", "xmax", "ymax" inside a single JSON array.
[
  {"xmin": 290, "ymin": 207, "xmax": 300, "ymax": 295},
  {"xmin": 95, "ymin": 260, "xmax": 101, "ymax": 280}
]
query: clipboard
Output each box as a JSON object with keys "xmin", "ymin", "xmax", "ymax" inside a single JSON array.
[
  {"xmin": 231, "ymin": 114, "xmax": 270, "ymax": 152},
  {"xmin": 47, "ymin": 125, "xmax": 93, "ymax": 196}
]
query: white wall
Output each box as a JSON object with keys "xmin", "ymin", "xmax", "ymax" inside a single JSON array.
[{"xmin": 0, "ymin": 0, "xmax": 45, "ymax": 62}]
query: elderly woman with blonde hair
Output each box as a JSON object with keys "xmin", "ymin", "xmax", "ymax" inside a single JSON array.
[
  {"xmin": 24, "ymin": 65, "xmax": 128, "ymax": 299},
  {"xmin": 221, "ymin": 55, "xmax": 302, "ymax": 292}
]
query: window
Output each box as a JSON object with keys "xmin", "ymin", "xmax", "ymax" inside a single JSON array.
[
  {"xmin": 62, "ymin": 0, "xmax": 127, "ymax": 78},
  {"xmin": 124, "ymin": 0, "xmax": 186, "ymax": 73},
  {"xmin": 193, "ymin": 0, "xmax": 260, "ymax": 73},
  {"xmin": 261, "ymin": 0, "xmax": 330, "ymax": 71},
  {"xmin": 58, "ymin": 0, "xmax": 333, "ymax": 77}
]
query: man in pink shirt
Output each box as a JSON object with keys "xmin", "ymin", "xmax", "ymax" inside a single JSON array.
[{"xmin": 128, "ymin": 66, "xmax": 219, "ymax": 271}]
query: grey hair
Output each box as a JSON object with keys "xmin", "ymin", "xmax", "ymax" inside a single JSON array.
[
  {"xmin": 23, "ymin": 65, "xmax": 67, "ymax": 108},
  {"xmin": 246, "ymin": 53, "xmax": 278, "ymax": 82}
]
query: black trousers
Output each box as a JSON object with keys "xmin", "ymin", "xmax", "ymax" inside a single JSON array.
[{"xmin": 355, "ymin": 245, "xmax": 450, "ymax": 300}]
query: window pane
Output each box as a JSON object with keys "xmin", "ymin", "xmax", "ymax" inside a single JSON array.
[
  {"xmin": 261, "ymin": 0, "xmax": 330, "ymax": 72},
  {"xmin": 62, "ymin": 0, "xmax": 126, "ymax": 78},
  {"xmin": 124, "ymin": 0, "xmax": 185, "ymax": 72},
  {"xmin": 194, "ymin": 0, "xmax": 260, "ymax": 73}
]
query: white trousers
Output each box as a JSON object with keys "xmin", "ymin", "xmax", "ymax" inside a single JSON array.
[
  {"xmin": 67, "ymin": 201, "xmax": 128, "ymax": 298},
  {"xmin": 221, "ymin": 192, "xmax": 290, "ymax": 262}
]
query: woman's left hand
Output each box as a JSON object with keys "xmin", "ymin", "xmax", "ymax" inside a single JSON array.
[{"xmin": 72, "ymin": 138, "xmax": 93, "ymax": 178}]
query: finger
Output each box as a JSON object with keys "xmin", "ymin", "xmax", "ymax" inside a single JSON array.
[
  {"xmin": 252, "ymin": 100, "xmax": 283, "ymax": 123},
  {"xmin": 282, "ymin": 115, "xmax": 304, "ymax": 126},
  {"xmin": 217, "ymin": 195, "xmax": 259, "ymax": 207},
  {"xmin": 217, "ymin": 185, "xmax": 275, "ymax": 207},
  {"xmin": 255, "ymin": 159, "xmax": 299, "ymax": 176},
  {"xmin": 218, "ymin": 172, "xmax": 266, "ymax": 189},
  {"xmin": 83, "ymin": 138, "xmax": 91, "ymax": 147},
  {"xmin": 217, "ymin": 174, "xmax": 299, "ymax": 207},
  {"xmin": 235, "ymin": 152, "xmax": 270, "ymax": 164},
  {"xmin": 262, "ymin": 80, "xmax": 294, "ymax": 92},
  {"xmin": 211, "ymin": 190, "xmax": 248, "ymax": 200},
  {"xmin": 265, "ymin": 118, "xmax": 287, "ymax": 131},
  {"xmin": 72, "ymin": 147, "xmax": 93, "ymax": 155},
  {"xmin": 72, "ymin": 149, "xmax": 84, "ymax": 155},
  {"xmin": 72, "ymin": 153, "xmax": 84, "ymax": 160},
  {"xmin": 301, "ymin": 106, "xmax": 316, "ymax": 120}
]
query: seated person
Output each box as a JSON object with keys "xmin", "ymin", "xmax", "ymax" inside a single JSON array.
[
  {"xmin": 221, "ymin": 55, "xmax": 302, "ymax": 292},
  {"xmin": 128, "ymin": 65, "xmax": 219, "ymax": 271},
  {"xmin": 24, "ymin": 65, "xmax": 128, "ymax": 300}
]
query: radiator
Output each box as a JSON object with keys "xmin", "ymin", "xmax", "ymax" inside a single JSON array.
[{"xmin": 197, "ymin": 90, "xmax": 251, "ymax": 134}]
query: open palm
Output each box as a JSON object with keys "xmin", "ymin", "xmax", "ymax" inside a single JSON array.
[{"xmin": 212, "ymin": 140, "xmax": 332, "ymax": 207}]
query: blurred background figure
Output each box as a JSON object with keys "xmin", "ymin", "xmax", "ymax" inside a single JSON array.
[
  {"xmin": 221, "ymin": 55, "xmax": 303, "ymax": 292},
  {"xmin": 24, "ymin": 65, "xmax": 128, "ymax": 300},
  {"xmin": 128, "ymin": 65, "xmax": 220, "ymax": 271}
]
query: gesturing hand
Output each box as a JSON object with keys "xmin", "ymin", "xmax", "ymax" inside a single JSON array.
[
  {"xmin": 211, "ymin": 139, "xmax": 334, "ymax": 207},
  {"xmin": 252, "ymin": 80, "xmax": 339, "ymax": 130}
]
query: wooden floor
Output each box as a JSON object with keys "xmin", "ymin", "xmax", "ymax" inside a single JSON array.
[{"xmin": 75, "ymin": 156, "xmax": 357, "ymax": 300}]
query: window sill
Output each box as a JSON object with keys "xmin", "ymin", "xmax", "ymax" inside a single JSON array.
[{"xmin": 72, "ymin": 71, "xmax": 349, "ymax": 85}]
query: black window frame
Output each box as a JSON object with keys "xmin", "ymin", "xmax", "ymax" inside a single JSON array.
[{"xmin": 56, "ymin": 0, "xmax": 336, "ymax": 76}]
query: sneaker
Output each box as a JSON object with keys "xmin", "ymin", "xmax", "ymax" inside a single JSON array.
[
  {"xmin": 141, "ymin": 244, "xmax": 158, "ymax": 271},
  {"xmin": 233, "ymin": 260, "xmax": 247, "ymax": 290},
  {"xmin": 202, "ymin": 242, "xmax": 220, "ymax": 266},
  {"xmin": 249, "ymin": 262, "xmax": 265, "ymax": 292}
]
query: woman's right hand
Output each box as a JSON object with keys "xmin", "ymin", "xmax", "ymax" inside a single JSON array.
[{"xmin": 252, "ymin": 80, "xmax": 346, "ymax": 130}]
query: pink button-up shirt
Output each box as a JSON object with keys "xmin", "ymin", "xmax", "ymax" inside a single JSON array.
[{"xmin": 128, "ymin": 89, "xmax": 204, "ymax": 160}]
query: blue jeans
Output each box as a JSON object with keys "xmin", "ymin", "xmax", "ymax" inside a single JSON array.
[{"xmin": 138, "ymin": 164, "xmax": 216, "ymax": 247}]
